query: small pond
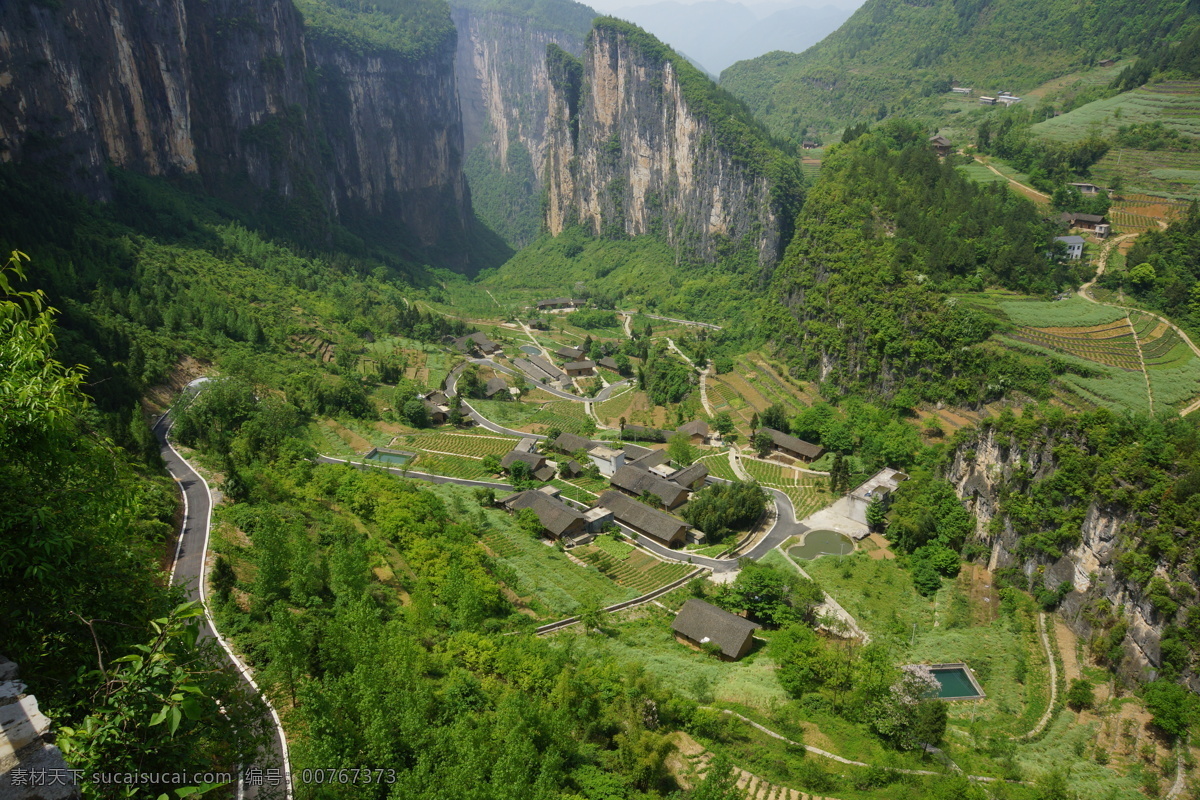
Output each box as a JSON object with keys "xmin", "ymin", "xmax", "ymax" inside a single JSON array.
[
  {"xmin": 519, "ymin": 345, "xmax": 541, "ymax": 355},
  {"xmin": 365, "ymin": 448, "xmax": 414, "ymax": 466},
  {"xmin": 788, "ymin": 529, "xmax": 854, "ymax": 560},
  {"xmin": 930, "ymin": 664, "xmax": 985, "ymax": 700}
]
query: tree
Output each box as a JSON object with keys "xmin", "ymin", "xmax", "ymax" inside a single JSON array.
[
  {"xmin": 515, "ymin": 507, "xmax": 542, "ymax": 538},
  {"xmin": 913, "ymin": 699, "xmax": 948, "ymax": 747},
  {"xmin": 577, "ymin": 598, "xmax": 604, "ymax": 635},
  {"xmin": 724, "ymin": 561, "xmax": 821, "ymax": 626},
  {"xmin": 773, "ymin": 624, "xmax": 827, "ymax": 698},
  {"xmin": 615, "ymin": 353, "xmax": 631, "ymax": 375},
  {"xmin": 1142, "ymin": 680, "xmax": 1198, "ymax": 737},
  {"xmin": 691, "ymin": 754, "xmax": 743, "ymax": 800},
  {"xmin": 713, "ymin": 411, "xmax": 735, "ymax": 436},
  {"xmin": 866, "ymin": 497, "xmax": 887, "ymax": 531},
  {"xmin": 1066, "ymin": 679, "xmax": 1094, "ymax": 711},
  {"xmin": 403, "ymin": 398, "xmax": 430, "ymax": 428},
  {"xmin": 1128, "ymin": 262, "xmax": 1156, "ymax": 291},
  {"xmin": 481, "ymin": 454, "xmax": 501, "ymax": 474},
  {"xmin": 667, "ymin": 432, "xmax": 698, "ymax": 466},
  {"xmin": 509, "ymin": 459, "xmax": 530, "ymax": 484},
  {"xmin": 753, "ymin": 430, "xmax": 773, "ymax": 457},
  {"xmin": 761, "ymin": 404, "xmax": 788, "ymax": 431},
  {"xmin": 911, "ymin": 557, "xmax": 942, "ymax": 597}
]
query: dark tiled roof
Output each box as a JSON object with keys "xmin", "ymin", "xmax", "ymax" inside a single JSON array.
[
  {"xmin": 501, "ymin": 450, "xmax": 547, "ymax": 470},
  {"xmin": 513, "ymin": 358, "xmax": 556, "ymax": 383},
  {"xmin": 610, "ymin": 465, "xmax": 688, "ymax": 507},
  {"xmin": 597, "ymin": 356, "xmax": 621, "ymax": 371},
  {"xmin": 622, "ymin": 443, "xmax": 653, "ymax": 460},
  {"xmin": 628, "ymin": 449, "xmax": 670, "ymax": 471},
  {"xmin": 553, "ymin": 432, "xmax": 592, "ymax": 453},
  {"xmin": 529, "ymin": 355, "xmax": 567, "ymax": 378},
  {"xmin": 929, "ymin": 135, "xmax": 951, "ymax": 146},
  {"xmin": 453, "ymin": 331, "xmax": 499, "ymax": 352},
  {"xmin": 563, "ymin": 360, "xmax": 597, "ymax": 371},
  {"xmin": 537, "ymin": 297, "xmax": 578, "ymax": 308},
  {"xmin": 671, "ymin": 599, "xmax": 760, "ymax": 659},
  {"xmin": 484, "ymin": 377, "xmax": 508, "ymax": 397},
  {"xmin": 598, "ymin": 490, "xmax": 688, "ymax": 544},
  {"xmin": 763, "ymin": 428, "xmax": 824, "ymax": 459},
  {"xmin": 670, "ymin": 463, "xmax": 709, "ymax": 488},
  {"xmin": 533, "ymin": 465, "xmax": 557, "ymax": 482},
  {"xmin": 555, "ymin": 345, "xmax": 585, "ymax": 359},
  {"xmin": 500, "ymin": 490, "xmax": 587, "ymax": 536},
  {"xmin": 564, "ymin": 459, "xmax": 584, "ymax": 477},
  {"xmin": 676, "ymin": 419, "xmax": 709, "ymax": 437},
  {"xmin": 1060, "ymin": 212, "xmax": 1106, "ymax": 224}
]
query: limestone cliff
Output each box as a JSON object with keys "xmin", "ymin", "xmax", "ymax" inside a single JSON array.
[
  {"xmin": 451, "ymin": 0, "xmax": 593, "ymax": 247},
  {"xmin": 0, "ymin": 0, "xmax": 473, "ymax": 265},
  {"xmin": 945, "ymin": 425, "xmax": 1197, "ymax": 689},
  {"xmin": 544, "ymin": 18, "xmax": 802, "ymax": 270}
]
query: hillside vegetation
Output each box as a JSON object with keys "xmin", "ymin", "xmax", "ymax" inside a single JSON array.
[{"xmin": 721, "ymin": 0, "xmax": 1198, "ymax": 141}]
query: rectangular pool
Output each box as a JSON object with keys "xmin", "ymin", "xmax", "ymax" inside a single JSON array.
[
  {"xmin": 928, "ymin": 663, "xmax": 986, "ymax": 700},
  {"xmin": 365, "ymin": 448, "xmax": 414, "ymax": 466}
]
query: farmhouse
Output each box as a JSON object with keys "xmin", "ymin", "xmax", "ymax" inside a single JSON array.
[
  {"xmin": 501, "ymin": 450, "xmax": 556, "ymax": 482},
  {"xmin": 555, "ymin": 345, "xmax": 585, "ymax": 360},
  {"xmin": 928, "ymin": 134, "xmax": 952, "ymax": 157},
  {"xmin": 422, "ymin": 397, "xmax": 450, "ymax": 425},
  {"xmin": 761, "ymin": 427, "xmax": 825, "ymax": 462},
  {"xmin": 675, "ymin": 419, "xmax": 709, "ymax": 444},
  {"xmin": 483, "ymin": 377, "xmax": 510, "ymax": 399},
  {"xmin": 1060, "ymin": 212, "xmax": 1111, "ymax": 238},
  {"xmin": 979, "ymin": 96, "xmax": 997, "ymax": 105},
  {"xmin": 529, "ymin": 355, "xmax": 569, "ymax": 382},
  {"xmin": 950, "ymin": 87, "xmax": 972, "ymax": 95},
  {"xmin": 500, "ymin": 489, "xmax": 589, "ymax": 540},
  {"xmin": 452, "ymin": 331, "xmax": 501, "ymax": 356},
  {"xmin": 1055, "ymin": 235, "xmax": 1085, "ymax": 259},
  {"xmin": 536, "ymin": 298, "xmax": 582, "ymax": 310},
  {"xmin": 610, "ymin": 465, "xmax": 690, "ymax": 510},
  {"xmin": 1098, "ymin": 58, "xmax": 1116, "ymax": 67},
  {"xmin": 668, "ymin": 462, "xmax": 709, "ymax": 491},
  {"xmin": 626, "ymin": 448, "xmax": 670, "ymax": 472},
  {"xmin": 621, "ymin": 424, "xmax": 667, "ymax": 442},
  {"xmin": 597, "ymin": 356, "xmax": 622, "ymax": 373},
  {"xmin": 846, "ymin": 468, "xmax": 907, "ymax": 528},
  {"xmin": 560, "ymin": 459, "xmax": 585, "ymax": 478},
  {"xmin": 552, "ymin": 431, "xmax": 592, "ymax": 454},
  {"xmin": 597, "ymin": 490, "xmax": 689, "ymax": 547},
  {"xmin": 1069, "ymin": 182, "xmax": 1103, "ymax": 195},
  {"xmin": 997, "ymin": 95, "xmax": 1021, "ymax": 106},
  {"xmin": 671, "ymin": 599, "xmax": 761, "ymax": 661},
  {"xmin": 564, "ymin": 360, "xmax": 597, "ymax": 377},
  {"xmin": 801, "ymin": 141, "xmax": 820, "ymax": 149},
  {"xmin": 588, "ymin": 445, "xmax": 626, "ymax": 477}
]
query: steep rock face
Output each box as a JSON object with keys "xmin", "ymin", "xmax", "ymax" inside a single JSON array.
[
  {"xmin": 545, "ymin": 23, "xmax": 788, "ymax": 269},
  {"xmin": 0, "ymin": 0, "xmax": 470, "ymax": 262},
  {"xmin": 946, "ymin": 428, "xmax": 1190, "ymax": 687},
  {"xmin": 451, "ymin": 3, "xmax": 591, "ymax": 247}
]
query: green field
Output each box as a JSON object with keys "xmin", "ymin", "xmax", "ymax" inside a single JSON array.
[
  {"xmin": 573, "ymin": 544, "xmax": 695, "ymax": 593},
  {"xmin": 1031, "ymin": 81, "xmax": 1200, "ymax": 142},
  {"xmin": 697, "ymin": 452, "xmax": 739, "ymax": 482},
  {"xmin": 477, "ymin": 518, "xmax": 636, "ymax": 616},
  {"xmin": 997, "ymin": 298, "xmax": 1127, "ymax": 327},
  {"xmin": 399, "ymin": 431, "xmax": 518, "ymax": 458},
  {"xmin": 956, "ymin": 162, "xmax": 1009, "ymax": 185}
]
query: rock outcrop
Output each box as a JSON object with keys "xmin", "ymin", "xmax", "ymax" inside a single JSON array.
[
  {"xmin": 0, "ymin": 656, "xmax": 79, "ymax": 800},
  {"xmin": 946, "ymin": 426, "xmax": 1191, "ymax": 687},
  {"xmin": 544, "ymin": 19, "xmax": 801, "ymax": 270},
  {"xmin": 0, "ymin": 0, "xmax": 473, "ymax": 265}
]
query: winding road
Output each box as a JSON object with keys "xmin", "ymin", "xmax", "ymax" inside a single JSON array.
[{"xmin": 155, "ymin": 381, "xmax": 293, "ymax": 800}]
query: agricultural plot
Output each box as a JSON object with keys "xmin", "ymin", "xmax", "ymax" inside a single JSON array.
[
  {"xmin": 956, "ymin": 162, "xmax": 1008, "ymax": 185},
  {"xmin": 408, "ymin": 453, "xmax": 496, "ymax": 480},
  {"xmin": 524, "ymin": 400, "xmax": 593, "ymax": 435},
  {"xmin": 997, "ymin": 298, "xmax": 1127, "ymax": 327},
  {"xmin": 399, "ymin": 432, "xmax": 518, "ymax": 459},
  {"xmin": 697, "ymin": 452, "xmax": 738, "ymax": 482},
  {"xmin": 477, "ymin": 524, "xmax": 636, "ymax": 617},
  {"xmin": 740, "ymin": 459, "xmax": 831, "ymax": 520},
  {"xmin": 573, "ymin": 545, "xmax": 694, "ymax": 593},
  {"xmin": 1031, "ymin": 81, "xmax": 1200, "ymax": 142},
  {"xmin": 594, "ymin": 388, "xmax": 636, "ymax": 423},
  {"xmin": 1095, "ymin": 150, "xmax": 1200, "ymax": 200},
  {"xmin": 734, "ymin": 357, "xmax": 805, "ymax": 412},
  {"xmin": 1008, "ymin": 321, "xmax": 1142, "ymax": 371}
]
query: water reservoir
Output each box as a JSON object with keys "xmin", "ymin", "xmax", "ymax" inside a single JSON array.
[
  {"xmin": 519, "ymin": 345, "xmax": 541, "ymax": 355},
  {"xmin": 365, "ymin": 448, "xmax": 414, "ymax": 466},
  {"xmin": 929, "ymin": 664, "xmax": 985, "ymax": 700},
  {"xmin": 788, "ymin": 530, "xmax": 854, "ymax": 560}
]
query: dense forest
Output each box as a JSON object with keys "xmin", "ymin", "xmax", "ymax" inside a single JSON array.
[{"xmin": 767, "ymin": 122, "xmax": 1065, "ymax": 403}]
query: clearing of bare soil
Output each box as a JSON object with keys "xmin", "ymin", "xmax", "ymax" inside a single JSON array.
[
  {"xmin": 961, "ymin": 563, "xmax": 999, "ymax": 625},
  {"xmin": 142, "ymin": 355, "xmax": 212, "ymax": 414}
]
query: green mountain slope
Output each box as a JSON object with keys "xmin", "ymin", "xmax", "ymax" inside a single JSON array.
[{"xmin": 721, "ymin": 0, "xmax": 1199, "ymax": 141}]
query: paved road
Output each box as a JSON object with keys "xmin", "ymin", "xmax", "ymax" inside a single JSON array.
[
  {"xmin": 466, "ymin": 358, "xmax": 629, "ymax": 403},
  {"xmin": 155, "ymin": 384, "xmax": 292, "ymax": 800}
]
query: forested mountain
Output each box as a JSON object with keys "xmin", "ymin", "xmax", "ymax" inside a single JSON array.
[
  {"xmin": 767, "ymin": 122, "xmax": 1063, "ymax": 402},
  {"xmin": 721, "ymin": 0, "xmax": 1200, "ymax": 140}
]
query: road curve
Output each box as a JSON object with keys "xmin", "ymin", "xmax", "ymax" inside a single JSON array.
[{"xmin": 155, "ymin": 385, "xmax": 293, "ymax": 800}]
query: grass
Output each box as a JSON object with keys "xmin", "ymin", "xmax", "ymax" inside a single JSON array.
[
  {"xmin": 997, "ymin": 298, "xmax": 1127, "ymax": 327},
  {"xmin": 474, "ymin": 511, "xmax": 636, "ymax": 616},
  {"xmin": 697, "ymin": 452, "xmax": 738, "ymax": 482},
  {"xmin": 398, "ymin": 431, "xmax": 518, "ymax": 458},
  {"xmin": 800, "ymin": 552, "xmax": 936, "ymax": 643},
  {"xmin": 957, "ymin": 162, "xmax": 1009, "ymax": 185},
  {"xmin": 1031, "ymin": 81, "xmax": 1200, "ymax": 143},
  {"xmin": 591, "ymin": 533, "xmax": 635, "ymax": 559},
  {"xmin": 408, "ymin": 453, "xmax": 497, "ymax": 480},
  {"xmin": 573, "ymin": 545, "xmax": 695, "ymax": 593},
  {"xmin": 468, "ymin": 398, "xmax": 544, "ymax": 427}
]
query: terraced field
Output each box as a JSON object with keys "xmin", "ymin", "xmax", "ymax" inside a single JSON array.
[
  {"xmin": 573, "ymin": 546, "xmax": 694, "ymax": 592},
  {"xmin": 399, "ymin": 432, "xmax": 518, "ymax": 458},
  {"xmin": 525, "ymin": 400, "xmax": 593, "ymax": 435},
  {"xmin": 408, "ymin": 453, "xmax": 497, "ymax": 480},
  {"xmin": 595, "ymin": 388, "xmax": 636, "ymax": 422},
  {"xmin": 697, "ymin": 452, "xmax": 738, "ymax": 482},
  {"xmin": 740, "ymin": 459, "xmax": 831, "ymax": 520},
  {"xmin": 1031, "ymin": 81, "xmax": 1200, "ymax": 142},
  {"xmin": 1009, "ymin": 319, "xmax": 1142, "ymax": 371}
]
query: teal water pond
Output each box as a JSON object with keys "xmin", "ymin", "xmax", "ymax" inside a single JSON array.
[{"xmin": 788, "ymin": 529, "xmax": 854, "ymax": 560}]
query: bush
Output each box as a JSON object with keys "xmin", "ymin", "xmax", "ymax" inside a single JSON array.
[{"xmin": 1066, "ymin": 679, "xmax": 1094, "ymax": 711}]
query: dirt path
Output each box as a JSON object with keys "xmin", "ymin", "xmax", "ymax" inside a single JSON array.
[
  {"xmin": 972, "ymin": 156, "xmax": 1050, "ymax": 203},
  {"xmin": 1015, "ymin": 613, "xmax": 1059, "ymax": 740},
  {"xmin": 1078, "ymin": 232, "xmax": 1200, "ymax": 416},
  {"xmin": 1166, "ymin": 735, "xmax": 1189, "ymax": 799},
  {"xmin": 1125, "ymin": 312, "xmax": 1155, "ymax": 414},
  {"xmin": 699, "ymin": 366, "xmax": 715, "ymax": 417},
  {"xmin": 1054, "ymin": 617, "xmax": 1081, "ymax": 683}
]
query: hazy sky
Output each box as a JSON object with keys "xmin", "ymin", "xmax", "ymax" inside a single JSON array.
[{"xmin": 586, "ymin": 0, "xmax": 867, "ymax": 13}]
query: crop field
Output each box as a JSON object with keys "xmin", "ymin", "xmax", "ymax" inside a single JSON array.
[
  {"xmin": 697, "ymin": 452, "xmax": 738, "ymax": 482},
  {"xmin": 573, "ymin": 545, "xmax": 694, "ymax": 593},
  {"xmin": 733, "ymin": 357, "xmax": 806, "ymax": 412},
  {"xmin": 997, "ymin": 298, "xmax": 1127, "ymax": 327},
  {"xmin": 740, "ymin": 459, "xmax": 830, "ymax": 520},
  {"xmin": 1095, "ymin": 150, "xmax": 1200, "ymax": 200},
  {"xmin": 957, "ymin": 162, "xmax": 1008, "ymax": 185},
  {"xmin": 408, "ymin": 453, "xmax": 496, "ymax": 480},
  {"xmin": 1008, "ymin": 320, "xmax": 1141, "ymax": 371},
  {"xmin": 524, "ymin": 400, "xmax": 593, "ymax": 434},
  {"xmin": 594, "ymin": 387, "xmax": 636, "ymax": 422},
  {"xmin": 398, "ymin": 432, "xmax": 518, "ymax": 459},
  {"xmin": 1031, "ymin": 81, "xmax": 1200, "ymax": 142},
  {"xmin": 478, "ymin": 524, "xmax": 635, "ymax": 616}
]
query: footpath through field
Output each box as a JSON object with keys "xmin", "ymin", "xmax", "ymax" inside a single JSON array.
[{"xmin": 1078, "ymin": 233, "xmax": 1200, "ymax": 416}]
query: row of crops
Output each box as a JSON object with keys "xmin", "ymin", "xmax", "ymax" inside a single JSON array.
[
  {"xmin": 400, "ymin": 432, "xmax": 517, "ymax": 458},
  {"xmin": 1011, "ymin": 325, "xmax": 1142, "ymax": 371},
  {"xmin": 573, "ymin": 547, "xmax": 693, "ymax": 593}
]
